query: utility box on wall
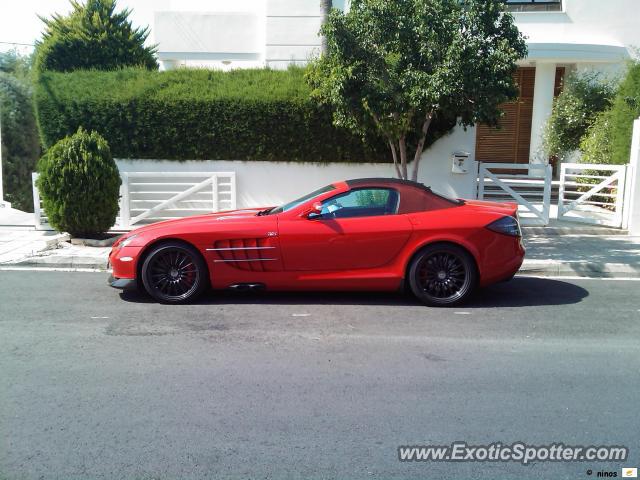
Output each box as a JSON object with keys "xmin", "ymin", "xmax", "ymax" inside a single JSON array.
[{"xmin": 452, "ymin": 151, "xmax": 470, "ymax": 174}]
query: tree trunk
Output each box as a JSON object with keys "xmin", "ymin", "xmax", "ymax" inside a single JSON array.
[
  {"xmin": 320, "ymin": 0, "xmax": 332, "ymax": 55},
  {"xmin": 410, "ymin": 112, "xmax": 434, "ymax": 182},
  {"xmin": 398, "ymin": 136, "xmax": 409, "ymax": 180},
  {"xmin": 388, "ymin": 139, "xmax": 402, "ymax": 178}
]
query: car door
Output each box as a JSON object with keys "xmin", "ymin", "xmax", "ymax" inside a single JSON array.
[{"xmin": 277, "ymin": 187, "xmax": 413, "ymax": 271}]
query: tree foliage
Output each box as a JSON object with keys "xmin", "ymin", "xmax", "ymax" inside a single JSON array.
[
  {"xmin": 0, "ymin": 50, "xmax": 40, "ymax": 211},
  {"xmin": 570, "ymin": 62, "xmax": 640, "ymax": 166},
  {"xmin": 34, "ymin": 0, "xmax": 157, "ymax": 73},
  {"xmin": 0, "ymin": 49, "xmax": 34, "ymax": 80},
  {"xmin": 307, "ymin": 0, "xmax": 527, "ymax": 180},
  {"xmin": 37, "ymin": 128, "xmax": 120, "ymax": 237},
  {"xmin": 543, "ymin": 71, "xmax": 616, "ymax": 161}
]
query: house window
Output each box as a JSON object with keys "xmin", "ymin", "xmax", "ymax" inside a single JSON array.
[{"xmin": 505, "ymin": 0, "xmax": 562, "ymax": 12}]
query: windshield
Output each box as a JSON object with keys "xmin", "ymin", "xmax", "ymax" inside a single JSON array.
[{"xmin": 267, "ymin": 184, "xmax": 336, "ymax": 215}]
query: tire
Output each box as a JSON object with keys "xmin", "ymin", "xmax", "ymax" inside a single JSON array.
[
  {"xmin": 141, "ymin": 241, "xmax": 208, "ymax": 304},
  {"xmin": 408, "ymin": 244, "xmax": 478, "ymax": 307}
]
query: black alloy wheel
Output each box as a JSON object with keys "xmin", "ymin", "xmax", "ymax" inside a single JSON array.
[
  {"xmin": 141, "ymin": 241, "xmax": 208, "ymax": 303},
  {"xmin": 408, "ymin": 244, "xmax": 477, "ymax": 306}
]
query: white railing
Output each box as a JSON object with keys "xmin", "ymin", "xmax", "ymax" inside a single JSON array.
[
  {"xmin": 558, "ymin": 163, "xmax": 627, "ymax": 228},
  {"xmin": 478, "ymin": 163, "xmax": 552, "ymax": 226},
  {"xmin": 32, "ymin": 171, "xmax": 237, "ymax": 231},
  {"xmin": 119, "ymin": 172, "xmax": 236, "ymax": 228},
  {"xmin": 32, "ymin": 173, "xmax": 51, "ymax": 230}
]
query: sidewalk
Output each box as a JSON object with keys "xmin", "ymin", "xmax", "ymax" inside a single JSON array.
[
  {"xmin": 1, "ymin": 240, "xmax": 111, "ymax": 269},
  {"xmin": 2, "ymin": 228, "xmax": 639, "ymax": 279},
  {"xmin": 0, "ymin": 228, "xmax": 71, "ymax": 264},
  {"xmin": 520, "ymin": 234, "xmax": 640, "ymax": 278}
]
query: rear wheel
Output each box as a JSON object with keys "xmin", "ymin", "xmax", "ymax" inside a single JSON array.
[
  {"xmin": 408, "ymin": 244, "xmax": 477, "ymax": 307},
  {"xmin": 141, "ymin": 241, "xmax": 208, "ymax": 304}
]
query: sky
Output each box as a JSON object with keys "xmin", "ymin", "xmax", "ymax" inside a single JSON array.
[{"xmin": 0, "ymin": 0, "xmax": 265, "ymax": 53}]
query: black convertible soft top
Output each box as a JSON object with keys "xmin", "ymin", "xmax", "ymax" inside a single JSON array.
[{"xmin": 344, "ymin": 178, "xmax": 463, "ymax": 206}]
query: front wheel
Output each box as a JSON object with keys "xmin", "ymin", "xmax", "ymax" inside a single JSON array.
[
  {"xmin": 408, "ymin": 244, "xmax": 477, "ymax": 307},
  {"xmin": 141, "ymin": 241, "xmax": 208, "ymax": 304}
]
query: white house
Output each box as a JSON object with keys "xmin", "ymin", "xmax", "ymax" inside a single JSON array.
[{"xmin": 142, "ymin": 0, "xmax": 640, "ymax": 202}]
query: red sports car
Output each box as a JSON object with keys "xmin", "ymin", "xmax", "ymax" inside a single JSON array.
[{"xmin": 109, "ymin": 178, "xmax": 525, "ymax": 306}]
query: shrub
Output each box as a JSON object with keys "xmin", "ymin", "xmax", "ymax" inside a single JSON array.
[
  {"xmin": 580, "ymin": 109, "xmax": 615, "ymax": 165},
  {"xmin": 607, "ymin": 62, "xmax": 640, "ymax": 165},
  {"xmin": 543, "ymin": 71, "xmax": 616, "ymax": 161},
  {"xmin": 0, "ymin": 72, "xmax": 40, "ymax": 211},
  {"xmin": 37, "ymin": 128, "xmax": 121, "ymax": 237},
  {"xmin": 34, "ymin": 67, "xmax": 399, "ymax": 162},
  {"xmin": 34, "ymin": 0, "xmax": 157, "ymax": 73}
]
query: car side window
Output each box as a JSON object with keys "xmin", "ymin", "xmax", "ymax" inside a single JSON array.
[{"xmin": 320, "ymin": 188, "xmax": 399, "ymax": 219}]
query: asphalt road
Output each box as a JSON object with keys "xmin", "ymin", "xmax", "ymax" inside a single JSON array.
[{"xmin": 1, "ymin": 271, "xmax": 639, "ymax": 480}]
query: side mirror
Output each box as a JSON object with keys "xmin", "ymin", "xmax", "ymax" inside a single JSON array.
[{"xmin": 307, "ymin": 202, "xmax": 323, "ymax": 220}]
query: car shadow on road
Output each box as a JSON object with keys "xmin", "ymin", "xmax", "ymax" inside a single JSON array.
[
  {"xmin": 466, "ymin": 276, "xmax": 589, "ymax": 308},
  {"xmin": 119, "ymin": 276, "xmax": 588, "ymax": 308}
]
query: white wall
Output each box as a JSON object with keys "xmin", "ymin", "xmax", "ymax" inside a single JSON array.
[
  {"xmin": 155, "ymin": 12, "xmax": 260, "ymax": 54},
  {"xmin": 150, "ymin": 0, "xmax": 640, "ymax": 70},
  {"xmin": 265, "ymin": 0, "xmax": 322, "ymax": 69},
  {"xmin": 513, "ymin": 0, "xmax": 640, "ymax": 60},
  {"xmin": 116, "ymin": 126, "xmax": 479, "ymax": 209}
]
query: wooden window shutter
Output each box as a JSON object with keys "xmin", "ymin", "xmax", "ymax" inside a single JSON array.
[{"xmin": 475, "ymin": 67, "xmax": 536, "ymax": 164}]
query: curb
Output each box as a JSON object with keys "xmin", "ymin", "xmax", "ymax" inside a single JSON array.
[
  {"xmin": 7, "ymin": 258, "xmax": 109, "ymax": 270},
  {"xmin": 7, "ymin": 249, "xmax": 109, "ymax": 270},
  {"xmin": 9, "ymin": 256, "xmax": 109, "ymax": 270},
  {"xmin": 522, "ymin": 227, "xmax": 627, "ymax": 236},
  {"xmin": 520, "ymin": 260, "xmax": 640, "ymax": 278}
]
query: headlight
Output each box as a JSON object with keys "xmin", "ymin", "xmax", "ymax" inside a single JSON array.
[
  {"xmin": 486, "ymin": 216, "xmax": 521, "ymax": 237},
  {"xmin": 116, "ymin": 234, "xmax": 139, "ymax": 249}
]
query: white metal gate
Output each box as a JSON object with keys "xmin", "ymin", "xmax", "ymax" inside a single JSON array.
[
  {"xmin": 478, "ymin": 162, "xmax": 552, "ymax": 226},
  {"xmin": 119, "ymin": 172, "xmax": 236, "ymax": 228},
  {"xmin": 558, "ymin": 163, "xmax": 627, "ymax": 228},
  {"xmin": 31, "ymin": 172, "xmax": 51, "ymax": 230},
  {"xmin": 32, "ymin": 171, "xmax": 236, "ymax": 230}
]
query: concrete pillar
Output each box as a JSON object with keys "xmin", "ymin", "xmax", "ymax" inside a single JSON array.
[
  {"xmin": 528, "ymin": 62, "xmax": 557, "ymax": 175},
  {"xmin": 624, "ymin": 117, "xmax": 640, "ymax": 235}
]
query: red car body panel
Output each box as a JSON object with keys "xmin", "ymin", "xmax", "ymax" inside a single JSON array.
[{"xmin": 109, "ymin": 179, "xmax": 525, "ymax": 292}]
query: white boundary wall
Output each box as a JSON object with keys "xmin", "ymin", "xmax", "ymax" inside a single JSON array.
[{"xmin": 116, "ymin": 126, "xmax": 479, "ymax": 210}]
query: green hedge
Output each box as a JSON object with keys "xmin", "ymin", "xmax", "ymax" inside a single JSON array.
[
  {"xmin": 608, "ymin": 62, "xmax": 640, "ymax": 165},
  {"xmin": 34, "ymin": 67, "xmax": 393, "ymax": 163}
]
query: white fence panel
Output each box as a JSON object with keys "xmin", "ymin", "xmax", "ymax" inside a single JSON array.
[
  {"xmin": 32, "ymin": 171, "xmax": 237, "ymax": 230},
  {"xmin": 478, "ymin": 163, "xmax": 552, "ymax": 226},
  {"xmin": 31, "ymin": 173, "xmax": 51, "ymax": 230},
  {"xmin": 558, "ymin": 163, "xmax": 627, "ymax": 228}
]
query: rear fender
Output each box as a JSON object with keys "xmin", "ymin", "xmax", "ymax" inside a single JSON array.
[{"xmin": 404, "ymin": 236, "xmax": 482, "ymax": 276}]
